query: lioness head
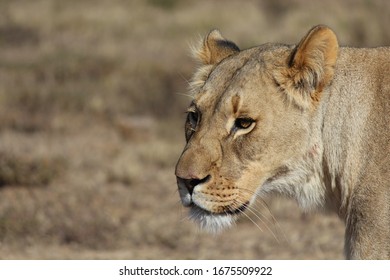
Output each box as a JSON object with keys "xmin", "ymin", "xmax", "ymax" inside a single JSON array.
[{"xmin": 175, "ymin": 25, "xmax": 338, "ymax": 233}]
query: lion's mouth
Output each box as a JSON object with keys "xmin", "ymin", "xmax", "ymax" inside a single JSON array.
[
  {"xmin": 225, "ymin": 202, "xmax": 249, "ymax": 215},
  {"xmin": 188, "ymin": 201, "xmax": 250, "ymax": 234},
  {"xmin": 190, "ymin": 201, "xmax": 249, "ymax": 216}
]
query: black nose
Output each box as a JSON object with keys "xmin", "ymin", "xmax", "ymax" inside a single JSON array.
[{"xmin": 177, "ymin": 175, "xmax": 211, "ymax": 195}]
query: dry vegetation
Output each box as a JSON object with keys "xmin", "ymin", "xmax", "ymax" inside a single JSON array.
[{"xmin": 0, "ymin": 0, "xmax": 388, "ymax": 259}]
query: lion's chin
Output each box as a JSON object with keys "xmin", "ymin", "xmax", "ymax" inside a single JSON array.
[{"xmin": 189, "ymin": 206, "xmax": 237, "ymax": 234}]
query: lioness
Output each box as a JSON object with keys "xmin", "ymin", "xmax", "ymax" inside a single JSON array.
[{"xmin": 175, "ymin": 25, "xmax": 390, "ymax": 259}]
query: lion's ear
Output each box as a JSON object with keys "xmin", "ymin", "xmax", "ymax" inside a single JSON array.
[
  {"xmin": 276, "ymin": 25, "xmax": 339, "ymax": 109},
  {"xmin": 193, "ymin": 29, "xmax": 240, "ymax": 65}
]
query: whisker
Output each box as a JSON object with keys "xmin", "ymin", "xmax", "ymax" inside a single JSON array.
[
  {"xmin": 178, "ymin": 204, "xmax": 190, "ymax": 223},
  {"xmin": 226, "ymin": 203, "xmax": 264, "ymax": 233},
  {"xmin": 233, "ymin": 197, "xmax": 281, "ymax": 243},
  {"xmin": 175, "ymin": 91, "xmax": 193, "ymax": 99},
  {"xmin": 243, "ymin": 206, "xmax": 281, "ymax": 243},
  {"xmin": 256, "ymin": 198, "xmax": 290, "ymax": 245},
  {"xmin": 235, "ymin": 190, "xmax": 276, "ymax": 225},
  {"xmin": 236, "ymin": 189, "xmax": 278, "ymax": 225},
  {"xmin": 232, "ymin": 190, "xmax": 288, "ymax": 244},
  {"xmin": 178, "ymin": 72, "xmax": 191, "ymax": 86}
]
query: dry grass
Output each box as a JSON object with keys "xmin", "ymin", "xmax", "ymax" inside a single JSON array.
[
  {"xmin": 0, "ymin": 151, "xmax": 63, "ymax": 187},
  {"xmin": 0, "ymin": 0, "xmax": 388, "ymax": 259}
]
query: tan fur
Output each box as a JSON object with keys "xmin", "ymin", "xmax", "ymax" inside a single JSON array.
[{"xmin": 175, "ymin": 25, "xmax": 390, "ymax": 259}]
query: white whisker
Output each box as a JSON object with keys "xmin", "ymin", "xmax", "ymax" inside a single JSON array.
[
  {"xmin": 233, "ymin": 190, "xmax": 287, "ymax": 244},
  {"xmin": 178, "ymin": 72, "xmax": 191, "ymax": 86},
  {"xmin": 175, "ymin": 91, "xmax": 193, "ymax": 99},
  {"xmin": 258, "ymin": 198, "xmax": 290, "ymax": 244},
  {"xmin": 233, "ymin": 197, "xmax": 281, "ymax": 242},
  {"xmin": 227, "ymin": 203, "xmax": 264, "ymax": 233},
  {"xmin": 244, "ymin": 206, "xmax": 281, "ymax": 243}
]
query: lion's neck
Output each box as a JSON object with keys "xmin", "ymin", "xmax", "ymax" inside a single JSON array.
[{"xmin": 318, "ymin": 54, "xmax": 374, "ymax": 218}]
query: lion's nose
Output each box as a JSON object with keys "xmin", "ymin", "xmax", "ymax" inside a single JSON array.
[{"xmin": 177, "ymin": 175, "xmax": 211, "ymax": 195}]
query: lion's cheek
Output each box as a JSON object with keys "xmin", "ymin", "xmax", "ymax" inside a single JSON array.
[{"xmin": 234, "ymin": 161, "xmax": 272, "ymax": 201}]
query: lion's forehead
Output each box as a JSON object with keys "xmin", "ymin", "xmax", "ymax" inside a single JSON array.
[
  {"xmin": 194, "ymin": 59, "xmax": 256, "ymax": 113},
  {"xmin": 194, "ymin": 46, "xmax": 290, "ymax": 110}
]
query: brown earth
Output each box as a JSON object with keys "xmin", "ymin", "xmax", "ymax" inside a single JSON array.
[{"xmin": 0, "ymin": 0, "xmax": 388, "ymax": 259}]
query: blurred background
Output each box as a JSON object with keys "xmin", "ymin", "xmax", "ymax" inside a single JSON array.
[{"xmin": 0, "ymin": 0, "xmax": 388, "ymax": 259}]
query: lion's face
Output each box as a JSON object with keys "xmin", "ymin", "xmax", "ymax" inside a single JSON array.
[{"xmin": 175, "ymin": 27, "xmax": 338, "ymax": 233}]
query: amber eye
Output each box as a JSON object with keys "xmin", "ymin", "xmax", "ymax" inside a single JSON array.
[{"xmin": 234, "ymin": 118, "xmax": 254, "ymax": 129}]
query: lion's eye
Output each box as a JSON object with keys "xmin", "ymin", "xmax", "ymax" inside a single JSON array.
[
  {"xmin": 187, "ymin": 111, "xmax": 199, "ymax": 128},
  {"xmin": 234, "ymin": 118, "xmax": 254, "ymax": 130},
  {"xmin": 184, "ymin": 106, "xmax": 200, "ymax": 141}
]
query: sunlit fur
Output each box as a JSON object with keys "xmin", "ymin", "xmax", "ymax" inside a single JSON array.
[{"xmin": 176, "ymin": 25, "xmax": 390, "ymax": 259}]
